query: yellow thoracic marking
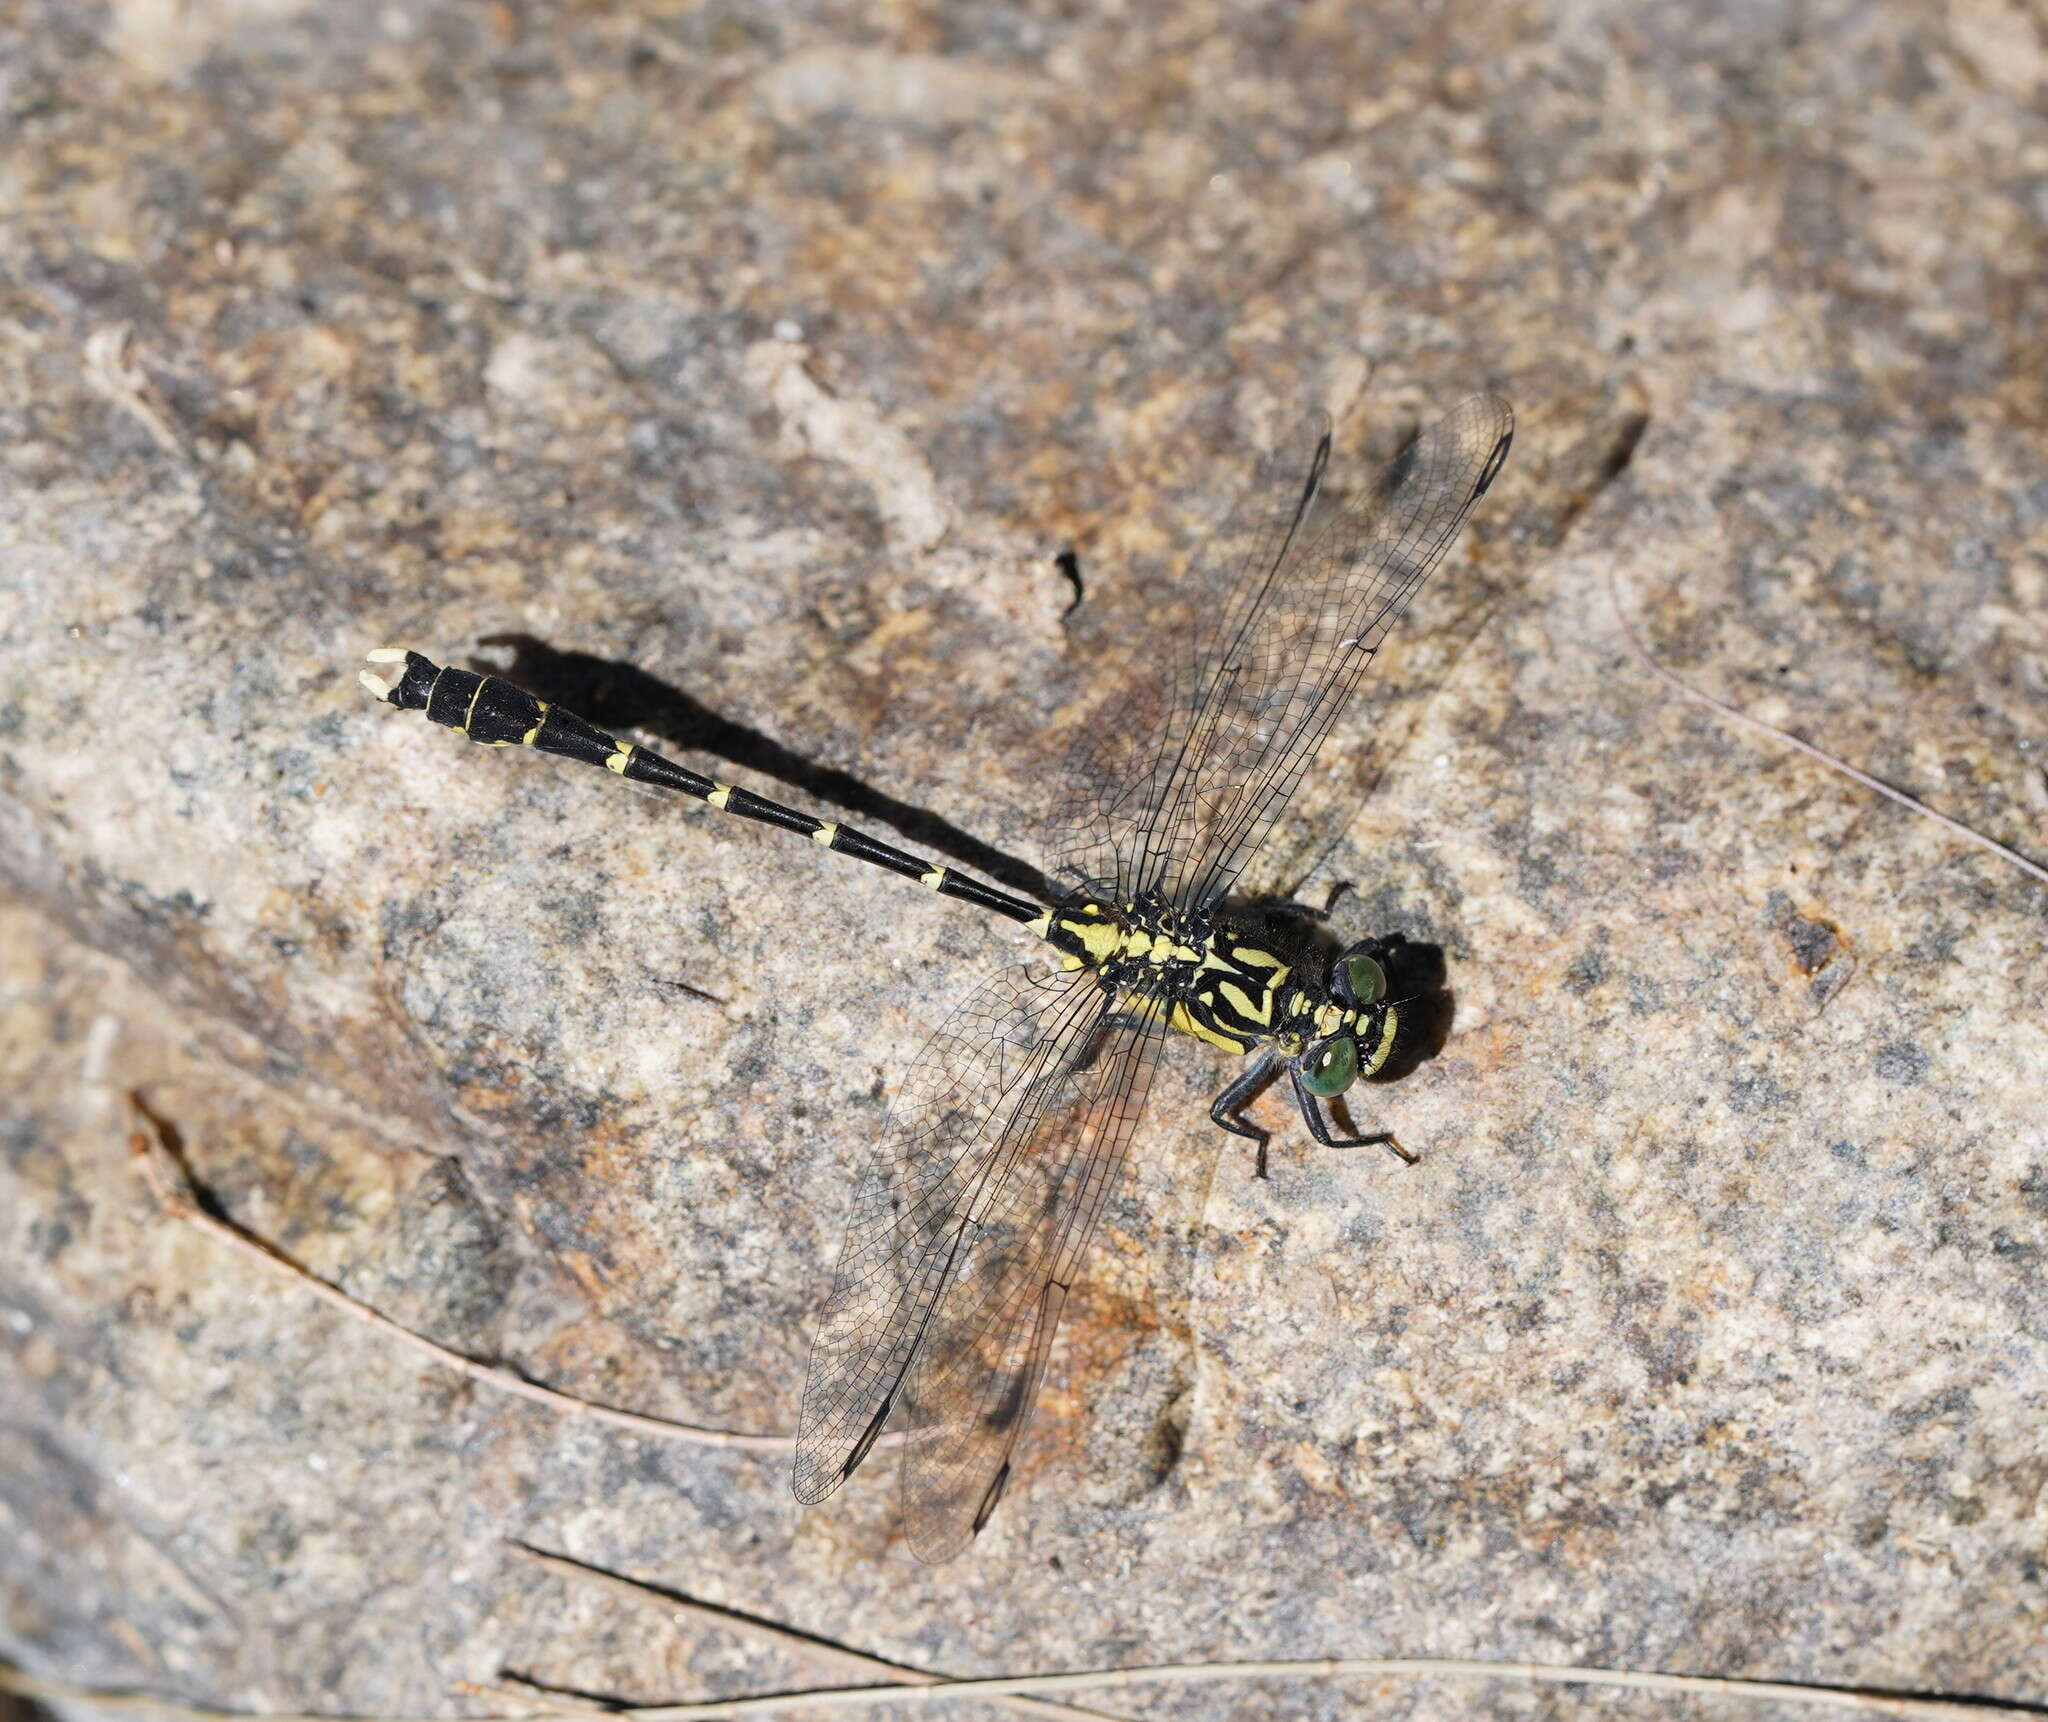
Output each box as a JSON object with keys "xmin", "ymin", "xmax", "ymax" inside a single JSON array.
[
  {"xmin": 1116, "ymin": 928, "xmax": 1199, "ymax": 966},
  {"xmin": 1216, "ymin": 981, "xmax": 1270, "ymax": 1025},
  {"xmin": 1058, "ymin": 915, "xmax": 1123, "ymax": 965},
  {"xmin": 921, "ymin": 868, "xmax": 947, "ymax": 889},
  {"xmin": 1128, "ymin": 992, "xmax": 1243, "ymax": 1051},
  {"xmin": 606, "ymin": 745, "xmax": 634, "ymax": 774},
  {"xmin": 709, "ymin": 784, "xmax": 733, "ymax": 809},
  {"xmin": 1026, "ymin": 910, "xmax": 1053, "ymax": 937},
  {"xmin": 1201, "ymin": 944, "xmax": 1291, "ymax": 986},
  {"xmin": 1061, "ymin": 955, "xmax": 1084, "ymax": 971},
  {"xmin": 1168, "ymin": 999, "xmax": 1245, "ymax": 1052},
  {"xmin": 811, "ymin": 822, "xmax": 838, "ymax": 845},
  {"xmin": 1123, "ymin": 992, "xmax": 1168, "ymax": 1027}
]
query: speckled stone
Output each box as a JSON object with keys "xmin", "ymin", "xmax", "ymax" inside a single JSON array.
[{"xmin": 3, "ymin": 1, "xmax": 2045, "ymax": 1717}]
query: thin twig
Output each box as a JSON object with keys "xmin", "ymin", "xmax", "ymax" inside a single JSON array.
[
  {"xmin": 512, "ymin": 1547, "xmax": 1131, "ymax": 1722},
  {"xmin": 1607, "ymin": 565, "xmax": 2048, "ymax": 888},
  {"xmin": 125, "ymin": 1097, "xmax": 793, "ymax": 1453},
  {"xmin": 82, "ymin": 322, "xmax": 189, "ymax": 461},
  {"xmin": 7, "ymin": 1652, "xmax": 2039, "ymax": 1722},
  {"xmin": 586, "ymin": 1660, "xmax": 2045, "ymax": 1722}
]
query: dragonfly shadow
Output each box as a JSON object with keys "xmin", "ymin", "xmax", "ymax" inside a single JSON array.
[{"xmin": 471, "ymin": 633, "xmax": 1056, "ymax": 905}]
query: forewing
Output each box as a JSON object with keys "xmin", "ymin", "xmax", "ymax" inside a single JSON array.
[
  {"xmin": 897, "ymin": 990, "xmax": 1166, "ymax": 1562},
  {"xmin": 792, "ymin": 958, "xmax": 1111, "ymax": 1507},
  {"xmin": 1162, "ymin": 396, "xmax": 1514, "ymax": 911},
  {"xmin": 1041, "ymin": 417, "xmax": 1336, "ymax": 903}
]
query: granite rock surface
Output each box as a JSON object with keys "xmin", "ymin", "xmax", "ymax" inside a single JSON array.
[{"xmin": 3, "ymin": 1, "xmax": 2046, "ymax": 1717}]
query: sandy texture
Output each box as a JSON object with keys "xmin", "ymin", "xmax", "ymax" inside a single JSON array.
[{"xmin": 3, "ymin": 1, "xmax": 2045, "ymax": 1716}]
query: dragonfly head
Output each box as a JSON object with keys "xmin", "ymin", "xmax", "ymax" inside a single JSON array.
[{"xmin": 1290, "ymin": 941, "xmax": 1404, "ymax": 1093}]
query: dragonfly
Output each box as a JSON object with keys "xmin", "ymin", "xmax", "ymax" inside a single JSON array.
[{"xmin": 359, "ymin": 393, "xmax": 1513, "ymax": 1561}]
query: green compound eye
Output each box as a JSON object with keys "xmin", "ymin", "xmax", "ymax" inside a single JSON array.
[
  {"xmin": 1340, "ymin": 952, "xmax": 1387, "ymax": 1005},
  {"xmin": 1300, "ymin": 1034, "xmax": 1359, "ymax": 1098}
]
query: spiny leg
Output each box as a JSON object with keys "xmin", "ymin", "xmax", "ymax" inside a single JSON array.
[
  {"xmin": 1287, "ymin": 1064, "xmax": 1418, "ymax": 1164},
  {"xmin": 1062, "ymin": 1000, "xmax": 1146, "ymax": 1078},
  {"xmin": 1209, "ymin": 1046, "xmax": 1283, "ymax": 1180},
  {"xmin": 1257, "ymin": 881, "xmax": 1357, "ymax": 928}
]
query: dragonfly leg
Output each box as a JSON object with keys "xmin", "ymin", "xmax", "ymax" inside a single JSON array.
[
  {"xmin": 1288, "ymin": 1064, "xmax": 1418, "ymax": 1165},
  {"xmin": 1258, "ymin": 881, "xmax": 1357, "ymax": 928},
  {"xmin": 1064, "ymin": 1002, "xmax": 1147, "ymax": 1077},
  {"xmin": 1209, "ymin": 1046, "xmax": 1283, "ymax": 1180}
]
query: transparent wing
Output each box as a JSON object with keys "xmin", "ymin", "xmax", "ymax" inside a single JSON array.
[
  {"xmin": 1044, "ymin": 398, "xmax": 1513, "ymax": 912},
  {"xmin": 793, "ymin": 959, "xmax": 1152, "ymax": 1521},
  {"xmin": 1042, "ymin": 416, "xmax": 1336, "ymax": 903},
  {"xmin": 1162, "ymin": 395, "xmax": 1513, "ymax": 911},
  {"xmin": 898, "ymin": 998, "xmax": 1165, "ymax": 1562}
]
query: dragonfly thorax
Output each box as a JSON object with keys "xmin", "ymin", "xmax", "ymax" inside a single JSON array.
[
  {"xmin": 1036, "ymin": 892, "xmax": 1214, "ymax": 979},
  {"xmin": 1030, "ymin": 892, "xmax": 1402, "ymax": 1074},
  {"xmin": 1033, "ymin": 893, "xmax": 1296, "ymax": 1054}
]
